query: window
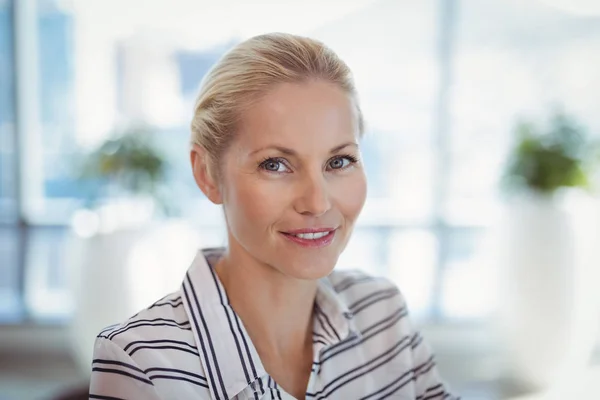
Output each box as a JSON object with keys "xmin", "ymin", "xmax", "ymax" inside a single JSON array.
[
  {"xmin": 0, "ymin": 0, "xmax": 15, "ymax": 223},
  {"xmin": 0, "ymin": 0, "xmax": 22, "ymax": 322},
  {"xmin": 441, "ymin": 0, "xmax": 600, "ymax": 319},
  {"xmin": 4, "ymin": 0, "xmax": 600, "ymax": 323}
]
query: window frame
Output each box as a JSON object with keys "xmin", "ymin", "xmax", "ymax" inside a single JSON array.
[{"xmin": 5, "ymin": 0, "xmax": 479, "ymax": 323}]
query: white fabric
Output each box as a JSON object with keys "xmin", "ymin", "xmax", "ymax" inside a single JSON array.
[{"xmin": 89, "ymin": 248, "xmax": 459, "ymax": 399}]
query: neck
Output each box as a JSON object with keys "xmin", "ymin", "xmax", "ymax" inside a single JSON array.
[{"xmin": 214, "ymin": 241, "xmax": 317, "ymax": 357}]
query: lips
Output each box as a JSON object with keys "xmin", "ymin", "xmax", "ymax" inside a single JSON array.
[{"xmin": 280, "ymin": 227, "xmax": 337, "ymax": 248}]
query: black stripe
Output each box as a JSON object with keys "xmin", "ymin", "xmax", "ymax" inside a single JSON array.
[
  {"xmin": 314, "ymin": 303, "xmax": 341, "ymax": 341},
  {"xmin": 348, "ymin": 287, "xmax": 398, "ymax": 310},
  {"xmin": 108, "ymin": 319, "xmax": 191, "ymax": 340},
  {"xmin": 183, "ymin": 280, "xmax": 221, "ymax": 400},
  {"xmin": 315, "ymin": 306, "xmax": 408, "ymax": 368},
  {"xmin": 314, "ymin": 332, "xmax": 362, "ymax": 370},
  {"xmin": 313, "ymin": 339, "xmax": 329, "ymax": 346},
  {"xmin": 416, "ymin": 359, "xmax": 437, "ymax": 378},
  {"xmin": 97, "ymin": 323, "xmax": 120, "ymax": 337},
  {"xmin": 91, "ymin": 367, "xmax": 153, "ymax": 385},
  {"xmin": 207, "ymin": 260, "xmax": 253, "ymax": 385},
  {"xmin": 149, "ymin": 294, "xmax": 182, "ymax": 307},
  {"xmin": 410, "ymin": 332, "xmax": 421, "ymax": 346},
  {"xmin": 314, "ymin": 305, "xmax": 337, "ymax": 342},
  {"xmin": 274, "ymin": 381, "xmax": 283, "ymax": 400},
  {"xmin": 129, "ymin": 345, "xmax": 200, "ymax": 357},
  {"xmin": 231, "ymin": 295, "xmax": 263, "ymax": 395},
  {"xmin": 124, "ymin": 339, "xmax": 196, "ymax": 353},
  {"xmin": 206, "ymin": 260, "xmax": 263, "ymax": 400},
  {"xmin": 360, "ymin": 366, "xmax": 415, "ymax": 400},
  {"xmin": 424, "ymin": 383, "xmax": 443, "ymax": 393},
  {"xmin": 150, "ymin": 294, "xmax": 181, "ymax": 305},
  {"xmin": 89, "ymin": 395, "xmax": 126, "ymax": 400},
  {"xmin": 416, "ymin": 384, "xmax": 443, "ymax": 400},
  {"xmin": 412, "ymin": 332, "xmax": 424, "ymax": 349},
  {"xmin": 351, "ymin": 290, "xmax": 400, "ymax": 315},
  {"xmin": 106, "ymin": 322, "xmax": 191, "ymax": 339},
  {"xmin": 145, "ymin": 367, "xmax": 207, "ymax": 382},
  {"xmin": 250, "ymin": 381, "xmax": 261, "ymax": 399},
  {"xmin": 422, "ymin": 390, "xmax": 447, "ymax": 400},
  {"xmin": 307, "ymin": 335, "xmax": 413, "ymax": 399},
  {"xmin": 148, "ymin": 294, "xmax": 182, "ymax": 308},
  {"xmin": 271, "ymin": 387, "xmax": 283, "ymax": 400},
  {"xmin": 414, "ymin": 355, "xmax": 435, "ymax": 375},
  {"xmin": 114, "ymin": 317, "xmax": 190, "ymax": 329},
  {"xmin": 333, "ymin": 275, "xmax": 378, "ymax": 293},
  {"xmin": 312, "ymin": 331, "xmax": 329, "ymax": 341},
  {"xmin": 185, "ymin": 273, "xmax": 229, "ymax": 399},
  {"xmin": 364, "ymin": 356, "xmax": 441, "ymax": 400},
  {"xmin": 348, "ymin": 288, "xmax": 399, "ymax": 314},
  {"xmin": 362, "ymin": 306, "xmax": 408, "ymax": 338},
  {"xmin": 148, "ymin": 300, "xmax": 184, "ymax": 309},
  {"xmin": 252, "ymin": 385, "xmax": 260, "ymax": 400},
  {"xmin": 92, "ymin": 358, "xmax": 145, "ymax": 374},
  {"xmin": 108, "ymin": 318, "xmax": 190, "ymax": 339},
  {"xmin": 147, "ymin": 374, "xmax": 209, "ymax": 388}
]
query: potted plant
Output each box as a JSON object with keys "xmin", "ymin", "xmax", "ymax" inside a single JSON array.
[
  {"xmin": 78, "ymin": 124, "xmax": 170, "ymax": 229},
  {"xmin": 67, "ymin": 125, "xmax": 200, "ymax": 377},
  {"xmin": 497, "ymin": 112, "xmax": 600, "ymax": 392},
  {"xmin": 501, "ymin": 112, "xmax": 598, "ymax": 197}
]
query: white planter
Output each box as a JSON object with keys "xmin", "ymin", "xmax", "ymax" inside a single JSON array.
[{"xmin": 497, "ymin": 190, "xmax": 600, "ymax": 391}]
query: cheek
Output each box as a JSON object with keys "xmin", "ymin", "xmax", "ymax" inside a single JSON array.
[
  {"xmin": 332, "ymin": 171, "xmax": 367, "ymax": 220},
  {"xmin": 223, "ymin": 175, "xmax": 288, "ymax": 232}
]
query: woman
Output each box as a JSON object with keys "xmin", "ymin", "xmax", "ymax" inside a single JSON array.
[{"xmin": 90, "ymin": 33, "xmax": 458, "ymax": 400}]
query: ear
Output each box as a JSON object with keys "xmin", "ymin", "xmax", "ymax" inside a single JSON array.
[{"xmin": 190, "ymin": 144, "xmax": 223, "ymax": 205}]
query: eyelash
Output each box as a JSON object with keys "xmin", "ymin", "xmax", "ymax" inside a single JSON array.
[
  {"xmin": 258, "ymin": 154, "xmax": 359, "ymax": 173},
  {"xmin": 333, "ymin": 154, "xmax": 360, "ymax": 168}
]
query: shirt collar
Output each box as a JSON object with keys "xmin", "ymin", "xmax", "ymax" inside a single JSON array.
[
  {"xmin": 181, "ymin": 248, "xmax": 361, "ymax": 400},
  {"xmin": 181, "ymin": 248, "xmax": 267, "ymax": 400},
  {"xmin": 313, "ymin": 277, "xmax": 361, "ymax": 347}
]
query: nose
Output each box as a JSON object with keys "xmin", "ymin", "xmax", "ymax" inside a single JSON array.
[{"xmin": 294, "ymin": 172, "xmax": 332, "ymax": 217}]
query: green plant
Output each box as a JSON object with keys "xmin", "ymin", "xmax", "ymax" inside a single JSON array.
[
  {"xmin": 80, "ymin": 125, "xmax": 167, "ymax": 203},
  {"xmin": 502, "ymin": 112, "xmax": 600, "ymax": 196}
]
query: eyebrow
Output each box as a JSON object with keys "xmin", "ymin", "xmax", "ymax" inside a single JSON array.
[{"xmin": 250, "ymin": 142, "xmax": 358, "ymax": 156}]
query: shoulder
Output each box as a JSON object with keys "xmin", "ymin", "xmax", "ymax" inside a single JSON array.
[
  {"xmin": 95, "ymin": 290, "xmax": 195, "ymax": 359},
  {"xmin": 327, "ymin": 269, "xmax": 412, "ymax": 332},
  {"xmin": 91, "ymin": 291, "xmax": 211, "ymax": 397},
  {"xmin": 328, "ymin": 269, "xmax": 407, "ymax": 309}
]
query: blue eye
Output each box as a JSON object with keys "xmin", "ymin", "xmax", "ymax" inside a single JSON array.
[
  {"xmin": 259, "ymin": 158, "xmax": 289, "ymax": 173},
  {"xmin": 329, "ymin": 158, "xmax": 348, "ymax": 169},
  {"xmin": 328, "ymin": 155, "xmax": 358, "ymax": 170}
]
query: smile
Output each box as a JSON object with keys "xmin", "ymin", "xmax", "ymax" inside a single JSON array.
[
  {"xmin": 292, "ymin": 231, "xmax": 331, "ymax": 239},
  {"xmin": 280, "ymin": 228, "xmax": 337, "ymax": 248}
]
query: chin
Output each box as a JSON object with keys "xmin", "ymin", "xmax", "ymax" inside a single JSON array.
[{"xmin": 280, "ymin": 253, "xmax": 340, "ymax": 281}]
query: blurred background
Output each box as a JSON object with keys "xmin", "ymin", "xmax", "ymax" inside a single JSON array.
[{"xmin": 1, "ymin": 0, "xmax": 600, "ymax": 399}]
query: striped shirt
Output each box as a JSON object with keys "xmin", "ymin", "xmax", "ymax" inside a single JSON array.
[{"xmin": 90, "ymin": 247, "xmax": 459, "ymax": 399}]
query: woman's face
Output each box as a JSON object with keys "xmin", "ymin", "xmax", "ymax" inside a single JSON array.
[{"xmin": 218, "ymin": 80, "xmax": 367, "ymax": 280}]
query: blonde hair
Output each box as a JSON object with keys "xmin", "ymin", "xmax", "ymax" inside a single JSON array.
[{"xmin": 190, "ymin": 32, "xmax": 364, "ymax": 178}]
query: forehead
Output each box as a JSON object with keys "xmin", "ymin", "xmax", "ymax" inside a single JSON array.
[{"xmin": 234, "ymin": 80, "xmax": 360, "ymax": 152}]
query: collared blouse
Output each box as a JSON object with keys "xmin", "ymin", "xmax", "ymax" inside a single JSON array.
[{"xmin": 90, "ymin": 248, "xmax": 459, "ymax": 399}]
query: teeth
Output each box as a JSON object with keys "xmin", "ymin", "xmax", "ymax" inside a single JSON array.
[{"xmin": 294, "ymin": 231, "xmax": 330, "ymax": 240}]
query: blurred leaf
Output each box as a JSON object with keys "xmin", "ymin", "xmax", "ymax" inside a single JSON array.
[
  {"xmin": 501, "ymin": 111, "xmax": 599, "ymax": 196},
  {"xmin": 79, "ymin": 124, "xmax": 168, "ymax": 205}
]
